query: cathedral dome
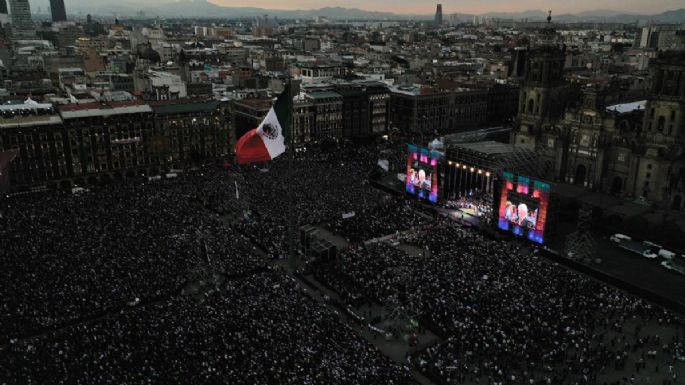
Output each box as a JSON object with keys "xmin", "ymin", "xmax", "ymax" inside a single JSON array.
[{"xmin": 137, "ymin": 43, "xmax": 160, "ymax": 64}]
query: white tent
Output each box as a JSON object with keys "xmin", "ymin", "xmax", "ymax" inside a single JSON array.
[{"xmin": 429, "ymin": 138, "xmax": 444, "ymax": 150}]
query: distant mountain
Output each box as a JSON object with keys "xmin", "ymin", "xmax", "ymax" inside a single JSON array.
[
  {"xmin": 470, "ymin": 8, "xmax": 685, "ymax": 23},
  {"xmin": 32, "ymin": 0, "xmax": 424, "ymax": 20},
  {"xmin": 650, "ymin": 8, "xmax": 685, "ymax": 23},
  {"xmin": 552, "ymin": 8, "xmax": 685, "ymax": 23},
  {"xmin": 300, "ymin": 7, "xmax": 409, "ymax": 20},
  {"xmin": 31, "ymin": 0, "xmax": 685, "ymax": 24},
  {"xmin": 479, "ymin": 10, "xmax": 548, "ymax": 20},
  {"xmin": 575, "ymin": 9, "xmax": 639, "ymax": 17}
]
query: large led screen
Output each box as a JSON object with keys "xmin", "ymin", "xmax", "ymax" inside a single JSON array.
[
  {"xmin": 406, "ymin": 145, "xmax": 440, "ymax": 203},
  {"xmin": 497, "ymin": 172, "xmax": 550, "ymax": 244}
]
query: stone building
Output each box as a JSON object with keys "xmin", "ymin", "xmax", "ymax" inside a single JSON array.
[
  {"xmin": 306, "ymin": 91, "xmax": 343, "ymax": 141},
  {"xmin": 637, "ymin": 50, "xmax": 685, "ymax": 208},
  {"xmin": 0, "ymin": 99, "xmax": 230, "ymax": 191},
  {"xmin": 512, "ymin": 15, "xmax": 685, "ymax": 210},
  {"xmin": 336, "ymin": 83, "xmax": 390, "ymax": 139},
  {"xmin": 0, "ymin": 101, "xmax": 64, "ymax": 187},
  {"xmin": 513, "ymin": 15, "xmax": 567, "ymax": 153},
  {"xmin": 58, "ymin": 100, "xmax": 154, "ymax": 186},
  {"xmin": 389, "ymin": 85, "xmax": 489, "ymax": 135},
  {"xmin": 149, "ymin": 100, "xmax": 230, "ymax": 171}
]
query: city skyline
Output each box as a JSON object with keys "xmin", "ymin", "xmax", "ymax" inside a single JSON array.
[{"xmin": 209, "ymin": 0, "xmax": 684, "ymax": 15}]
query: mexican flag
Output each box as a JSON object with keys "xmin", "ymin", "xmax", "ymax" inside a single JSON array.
[{"xmin": 235, "ymin": 86, "xmax": 291, "ymax": 164}]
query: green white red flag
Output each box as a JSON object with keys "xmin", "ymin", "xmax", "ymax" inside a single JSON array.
[{"xmin": 235, "ymin": 86, "xmax": 291, "ymax": 164}]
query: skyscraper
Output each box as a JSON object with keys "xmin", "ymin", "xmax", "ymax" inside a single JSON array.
[
  {"xmin": 0, "ymin": 0, "xmax": 8, "ymax": 27},
  {"xmin": 50, "ymin": 0, "xmax": 67, "ymax": 22},
  {"xmin": 434, "ymin": 4, "xmax": 443, "ymax": 26},
  {"xmin": 8, "ymin": 0, "xmax": 35, "ymax": 39}
]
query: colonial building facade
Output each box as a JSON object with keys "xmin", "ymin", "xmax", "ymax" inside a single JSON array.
[
  {"xmin": 513, "ymin": 19, "xmax": 685, "ymax": 210},
  {"xmin": 0, "ymin": 99, "xmax": 230, "ymax": 191}
]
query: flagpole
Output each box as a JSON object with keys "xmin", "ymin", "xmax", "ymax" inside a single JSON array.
[{"xmin": 287, "ymin": 72, "xmax": 295, "ymax": 268}]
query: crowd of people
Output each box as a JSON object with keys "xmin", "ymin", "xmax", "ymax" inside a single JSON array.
[
  {"xmin": 4, "ymin": 269, "xmax": 415, "ymax": 384},
  {"xmin": 3, "ymin": 138, "xmax": 684, "ymax": 384},
  {"xmin": 0, "ymin": 155, "xmax": 420, "ymax": 384},
  {"xmin": 0, "ymin": 168, "xmax": 262, "ymax": 339},
  {"xmin": 314, "ymin": 242, "xmax": 413, "ymax": 307},
  {"xmin": 326, "ymin": 197, "xmax": 430, "ymax": 244},
  {"xmin": 315, "ymin": 218, "xmax": 685, "ymax": 384},
  {"xmin": 236, "ymin": 143, "xmax": 429, "ymax": 253}
]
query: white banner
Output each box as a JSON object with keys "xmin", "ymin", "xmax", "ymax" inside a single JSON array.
[
  {"xmin": 377, "ymin": 159, "xmax": 389, "ymax": 172},
  {"xmin": 342, "ymin": 212, "xmax": 356, "ymax": 219}
]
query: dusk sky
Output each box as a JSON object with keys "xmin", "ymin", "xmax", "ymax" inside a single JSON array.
[{"xmin": 209, "ymin": 0, "xmax": 684, "ymax": 15}]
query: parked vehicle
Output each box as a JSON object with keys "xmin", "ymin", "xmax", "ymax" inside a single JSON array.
[
  {"xmin": 658, "ymin": 249, "xmax": 676, "ymax": 260},
  {"xmin": 610, "ymin": 234, "xmax": 631, "ymax": 243},
  {"xmin": 616, "ymin": 238, "xmax": 654, "ymax": 257},
  {"xmin": 642, "ymin": 250, "xmax": 659, "ymax": 259},
  {"xmin": 661, "ymin": 260, "xmax": 685, "ymax": 275}
]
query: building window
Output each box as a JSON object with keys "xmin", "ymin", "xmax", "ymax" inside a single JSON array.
[
  {"xmin": 617, "ymin": 152, "xmax": 626, "ymax": 162},
  {"xmin": 658, "ymin": 116, "xmax": 665, "ymax": 131},
  {"xmin": 580, "ymin": 134, "xmax": 590, "ymax": 147}
]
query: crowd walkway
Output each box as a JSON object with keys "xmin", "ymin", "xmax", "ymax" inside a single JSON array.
[{"xmin": 272, "ymin": 255, "xmax": 439, "ymax": 385}]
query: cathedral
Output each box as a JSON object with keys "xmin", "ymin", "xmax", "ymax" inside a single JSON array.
[{"xmin": 514, "ymin": 14, "xmax": 685, "ymax": 211}]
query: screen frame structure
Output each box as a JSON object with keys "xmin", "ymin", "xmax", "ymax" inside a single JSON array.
[
  {"xmin": 497, "ymin": 171, "xmax": 550, "ymax": 244},
  {"xmin": 406, "ymin": 144, "xmax": 440, "ymax": 203}
]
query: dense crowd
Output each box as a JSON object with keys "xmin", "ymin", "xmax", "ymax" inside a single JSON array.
[
  {"xmin": 317, "ymin": 219, "xmax": 685, "ymax": 384},
  {"xmin": 326, "ymin": 197, "xmax": 430, "ymax": 244},
  {"xmin": 236, "ymin": 142, "xmax": 429, "ymax": 253},
  {"xmin": 0, "ymin": 168, "xmax": 263, "ymax": 339},
  {"xmin": 3, "ymin": 138, "xmax": 684, "ymax": 384},
  {"xmin": 314, "ymin": 242, "xmax": 413, "ymax": 306},
  {"xmin": 4, "ymin": 269, "xmax": 415, "ymax": 385},
  {"xmin": 0, "ymin": 145, "xmax": 421, "ymax": 384}
]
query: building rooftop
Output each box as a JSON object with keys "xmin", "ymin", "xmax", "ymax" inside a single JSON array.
[
  {"xmin": 389, "ymin": 85, "xmax": 422, "ymax": 96},
  {"xmin": 306, "ymin": 91, "xmax": 342, "ymax": 100},
  {"xmin": 58, "ymin": 100, "xmax": 152, "ymax": 119},
  {"xmin": 0, "ymin": 101, "xmax": 54, "ymax": 112},
  {"xmin": 233, "ymin": 98, "xmax": 274, "ymax": 110},
  {"xmin": 450, "ymin": 140, "xmax": 515, "ymax": 156},
  {"xmin": 606, "ymin": 100, "xmax": 647, "ymax": 114},
  {"xmin": 335, "ymin": 88, "xmax": 365, "ymax": 97},
  {"xmin": 149, "ymin": 99, "xmax": 220, "ymax": 115},
  {"xmin": 0, "ymin": 115, "xmax": 63, "ymax": 128}
]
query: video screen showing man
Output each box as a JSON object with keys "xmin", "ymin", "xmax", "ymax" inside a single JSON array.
[
  {"xmin": 408, "ymin": 161, "xmax": 432, "ymax": 191},
  {"xmin": 504, "ymin": 201, "xmax": 538, "ymax": 229}
]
